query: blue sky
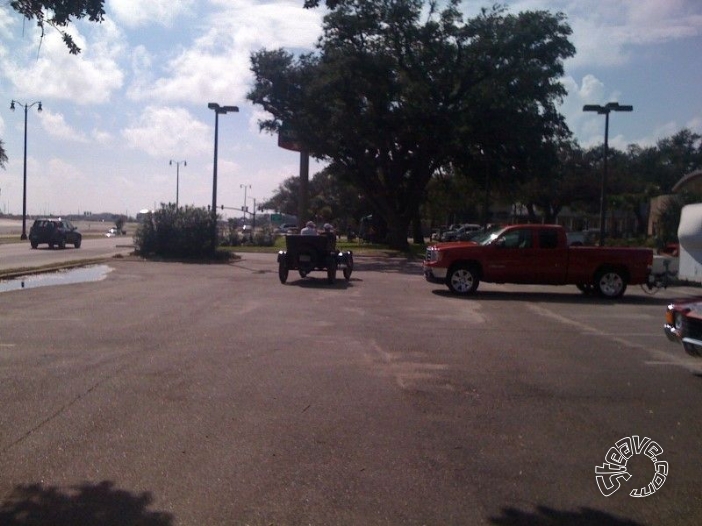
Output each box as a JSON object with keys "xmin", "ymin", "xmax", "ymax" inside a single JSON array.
[{"xmin": 0, "ymin": 0, "xmax": 701, "ymax": 218}]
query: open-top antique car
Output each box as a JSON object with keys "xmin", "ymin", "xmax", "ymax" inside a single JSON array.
[{"xmin": 277, "ymin": 234, "xmax": 353, "ymax": 284}]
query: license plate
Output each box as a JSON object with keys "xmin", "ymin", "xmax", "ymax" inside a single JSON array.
[{"xmin": 299, "ymin": 255, "xmax": 311, "ymax": 262}]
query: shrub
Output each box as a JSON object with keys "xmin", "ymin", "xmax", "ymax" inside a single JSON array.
[{"xmin": 134, "ymin": 203, "xmax": 216, "ymax": 258}]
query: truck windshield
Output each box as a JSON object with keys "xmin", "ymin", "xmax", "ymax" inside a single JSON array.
[{"xmin": 472, "ymin": 226, "xmax": 507, "ymax": 246}]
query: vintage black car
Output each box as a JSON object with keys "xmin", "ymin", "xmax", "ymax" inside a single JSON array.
[
  {"xmin": 277, "ymin": 234, "xmax": 353, "ymax": 285},
  {"xmin": 28, "ymin": 218, "xmax": 82, "ymax": 249}
]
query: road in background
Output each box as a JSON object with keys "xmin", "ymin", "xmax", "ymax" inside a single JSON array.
[
  {"xmin": 0, "ymin": 236, "xmax": 134, "ymax": 274},
  {"xmin": 1, "ymin": 253, "xmax": 701, "ymax": 524}
]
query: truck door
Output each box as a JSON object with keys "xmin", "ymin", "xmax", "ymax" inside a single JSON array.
[
  {"xmin": 536, "ymin": 228, "xmax": 569, "ymax": 284},
  {"xmin": 485, "ymin": 228, "xmax": 540, "ymax": 283}
]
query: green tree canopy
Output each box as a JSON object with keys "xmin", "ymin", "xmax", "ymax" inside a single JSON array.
[
  {"xmin": 10, "ymin": 0, "xmax": 105, "ymax": 54},
  {"xmin": 248, "ymin": 1, "xmax": 575, "ymax": 249}
]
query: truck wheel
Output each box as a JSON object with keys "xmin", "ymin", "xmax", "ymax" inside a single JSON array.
[
  {"xmin": 58, "ymin": 237, "xmax": 66, "ymax": 249},
  {"xmin": 447, "ymin": 264, "xmax": 479, "ymax": 295},
  {"xmin": 595, "ymin": 269, "xmax": 627, "ymax": 298}
]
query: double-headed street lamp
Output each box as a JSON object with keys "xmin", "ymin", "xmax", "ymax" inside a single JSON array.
[
  {"xmin": 10, "ymin": 99, "xmax": 42, "ymax": 240},
  {"xmin": 583, "ymin": 102, "xmax": 633, "ymax": 246},
  {"xmin": 240, "ymin": 183, "xmax": 251, "ymax": 218},
  {"xmin": 207, "ymin": 103, "xmax": 238, "ymax": 249},
  {"xmin": 169, "ymin": 159, "xmax": 186, "ymax": 207}
]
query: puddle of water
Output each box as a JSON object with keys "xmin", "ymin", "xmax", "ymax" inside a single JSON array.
[{"xmin": 0, "ymin": 265, "xmax": 113, "ymax": 293}]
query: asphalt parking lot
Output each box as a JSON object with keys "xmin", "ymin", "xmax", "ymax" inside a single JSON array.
[{"xmin": 1, "ymin": 253, "xmax": 701, "ymax": 525}]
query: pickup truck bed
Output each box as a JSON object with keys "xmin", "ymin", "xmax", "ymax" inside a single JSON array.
[{"xmin": 423, "ymin": 224, "xmax": 653, "ymax": 298}]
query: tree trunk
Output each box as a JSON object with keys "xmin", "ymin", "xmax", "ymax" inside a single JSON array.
[
  {"xmin": 387, "ymin": 219, "xmax": 410, "ymax": 250},
  {"xmin": 412, "ymin": 213, "xmax": 424, "ymax": 245}
]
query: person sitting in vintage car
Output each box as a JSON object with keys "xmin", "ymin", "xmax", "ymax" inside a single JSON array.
[{"xmin": 301, "ymin": 221, "xmax": 317, "ymax": 235}]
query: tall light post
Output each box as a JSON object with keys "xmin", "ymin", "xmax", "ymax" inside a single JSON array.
[
  {"xmin": 240, "ymin": 183, "xmax": 251, "ymax": 220},
  {"xmin": 169, "ymin": 159, "xmax": 186, "ymax": 207},
  {"xmin": 10, "ymin": 99, "xmax": 42, "ymax": 240},
  {"xmin": 583, "ymin": 102, "xmax": 633, "ymax": 246},
  {"xmin": 207, "ymin": 102, "xmax": 238, "ymax": 250}
]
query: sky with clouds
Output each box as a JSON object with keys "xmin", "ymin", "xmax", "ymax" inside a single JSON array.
[{"xmin": 0, "ymin": 0, "xmax": 701, "ymax": 218}]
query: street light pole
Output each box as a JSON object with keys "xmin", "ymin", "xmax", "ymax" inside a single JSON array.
[
  {"xmin": 10, "ymin": 99, "xmax": 42, "ymax": 240},
  {"xmin": 583, "ymin": 102, "xmax": 633, "ymax": 246},
  {"xmin": 169, "ymin": 159, "xmax": 186, "ymax": 207},
  {"xmin": 207, "ymin": 102, "xmax": 238, "ymax": 250},
  {"xmin": 240, "ymin": 183, "xmax": 251, "ymax": 219}
]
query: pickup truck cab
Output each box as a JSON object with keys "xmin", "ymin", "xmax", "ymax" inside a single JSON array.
[{"xmin": 423, "ymin": 224, "xmax": 652, "ymax": 298}]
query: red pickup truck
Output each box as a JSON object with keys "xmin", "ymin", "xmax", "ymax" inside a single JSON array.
[{"xmin": 423, "ymin": 224, "xmax": 653, "ymax": 298}]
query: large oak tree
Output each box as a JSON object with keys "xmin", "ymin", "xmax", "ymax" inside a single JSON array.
[{"xmin": 248, "ymin": 1, "xmax": 575, "ymax": 249}]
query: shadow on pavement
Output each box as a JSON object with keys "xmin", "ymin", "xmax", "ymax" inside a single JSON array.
[
  {"xmin": 489, "ymin": 505, "xmax": 645, "ymax": 526},
  {"xmin": 0, "ymin": 481, "xmax": 173, "ymax": 526},
  {"xmin": 430, "ymin": 288, "xmax": 674, "ymax": 306},
  {"xmin": 353, "ymin": 256, "xmax": 422, "ymax": 276}
]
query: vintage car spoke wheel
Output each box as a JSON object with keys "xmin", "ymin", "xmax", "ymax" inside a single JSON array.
[
  {"xmin": 447, "ymin": 265, "xmax": 479, "ymax": 295},
  {"xmin": 595, "ymin": 269, "xmax": 627, "ymax": 298},
  {"xmin": 278, "ymin": 261, "xmax": 289, "ymax": 284},
  {"xmin": 343, "ymin": 253, "xmax": 354, "ymax": 281},
  {"xmin": 327, "ymin": 258, "xmax": 337, "ymax": 284}
]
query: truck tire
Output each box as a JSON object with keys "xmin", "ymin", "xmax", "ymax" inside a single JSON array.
[
  {"xmin": 595, "ymin": 268, "xmax": 627, "ymax": 298},
  {"xmin": 447, "ymin": 264, "xmax": 479, "ymax": 295}
]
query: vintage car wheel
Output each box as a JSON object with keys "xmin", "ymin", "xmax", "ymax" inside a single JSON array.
[
  {"xmin": 447, "ymin": 264, "xmax": 479, "ymax": 295},
  {"xmin": 278, "ymin": 261, "xmax": 289, "ymax": 284},
  {"xmin": 595, "ymin": 269, "xmax": 627, "ymax": 298},
  {"xmin": 327, "ymin": 258, "xmax": 337, "ymax": 284},
  {"xmin": 343, "ymin": 253, "xmax": 354, "ymax": 281}
]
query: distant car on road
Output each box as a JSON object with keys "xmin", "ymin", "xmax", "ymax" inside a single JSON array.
[
  {"xmin": 29, "ymin": 218, "xmax": 82, "ymax": 249},
  {"xmin": 105, "ymin": 227, "xmax": 126, "ymax": 237},
  {"xmin": 275, "ymin": 223, "xmax": 298, "ymax": 235}
]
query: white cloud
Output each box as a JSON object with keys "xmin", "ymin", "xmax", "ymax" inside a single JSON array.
[
  {"xmin": 107, "ymin": 0, "xmax": 196, "ymax": 28},
  {"xmin": 122, "ymin": 106, "xmax": 211, "ymax": 158},
  {"xmin": 39, "ymin": 110, "xmax": 89, "ymax": 142},
  {"xmin": 127, "ymin": 0, "xmax": 322, "ymax": 104},
  {"xmin": 2, "ymin": 19, "xmax": 125, "ymax": 104}
]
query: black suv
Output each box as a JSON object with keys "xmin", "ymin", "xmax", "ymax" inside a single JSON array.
[{"xmin": 28, "ymin": 218, "xmax": 82, "ymax": 249}]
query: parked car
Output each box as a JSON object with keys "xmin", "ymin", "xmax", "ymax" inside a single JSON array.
[
  {"xmin": 440, "ymin": 223, "xmax": 482, "ymax": 242},
  {"xmin": 664, "ymin": 298, "xmax": 702, "ymax": 357},
  {"xmin": 28, "ymin": 218, "xmax": 82, "ymax": 249},
  {"xmin": 275, "ymin": 223, "xmax": 298, "ymax": 235}
]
